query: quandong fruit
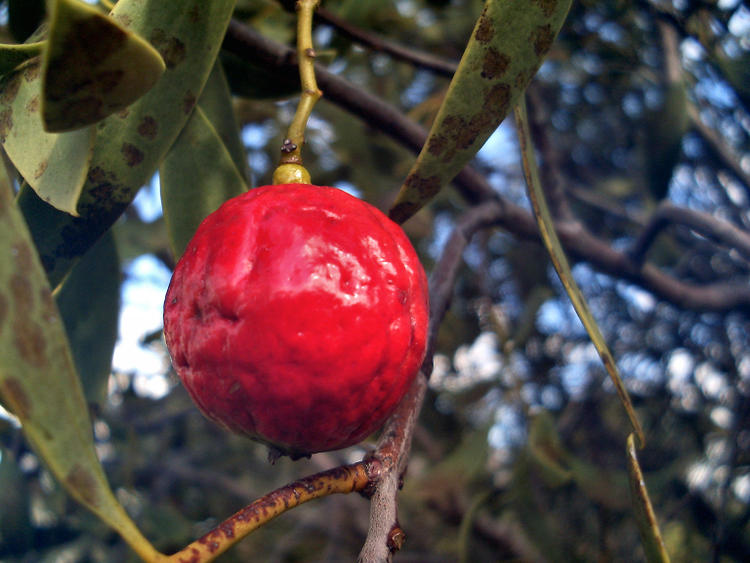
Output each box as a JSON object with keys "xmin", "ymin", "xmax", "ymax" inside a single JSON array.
[{"xmin": 163, "ymin": 183, "xmax": 429, "ymax": 459}]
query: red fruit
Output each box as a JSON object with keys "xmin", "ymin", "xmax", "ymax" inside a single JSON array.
[{"xmin": 163, "ymin": 183, "xmax": 429, "ymax": 458}]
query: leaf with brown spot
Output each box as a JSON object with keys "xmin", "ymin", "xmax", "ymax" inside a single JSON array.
[
  {"xmin": 0, "ymin": 178, "xmax": 161, "ymax": 560},
  {"xmin": 41, "ymin": 0, "xmax": 165, "ymax": 132},
  {"xmin": 0, "ymin": 60, "xmax": 95, "ymax": 216},
  {"xmin": 389, "ymin": 0, "xmax": 571, "ymax": 223},
  {"xmin": 16, "ymin": 0, "xmax": 237, "ymax": 288}
]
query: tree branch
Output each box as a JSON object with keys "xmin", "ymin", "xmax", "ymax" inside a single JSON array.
[
  {"xmin": 314, "ymin": 6, "xmax": 458, "ymax": 78},
  {"xmin": 630, "ymin": 200, "xmax": 750, "ymax": 265}
]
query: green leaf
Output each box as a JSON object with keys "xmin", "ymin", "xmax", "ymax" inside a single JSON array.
[
  {"xmin": 389, "ymin": 0, "xmax": 572, "ymax": 223},
  {"xmin": 160, "ymin": 105, "xmax": 248, "ymax": 258},
  {"xmin": 55, "ymin": 230, "xmax": 120, "ymax": 406},
  {"xmin": 627, "ymin": 434, "xmax": 671, "ymax": 563},
  {"xmin": 0, "ymin": 181, "xmax": 162, "ymax": 562},
  {"xmin": 0, "ymin": 41, "xmax": 45, "ymax": 76},
  {"xmin": 14, "ymin": 0, "xmax": 237, "ymax": 288},
  {"xmin": 198, "ymin": 60, "xmax": 251, "ymax": 183},
  {"xmin": 0, "ymin": 62, "xmax": 96, "ymax": 216},
  {"xmin": 42, "ymin": 0, "xmax": 166, "ymax": 133}
]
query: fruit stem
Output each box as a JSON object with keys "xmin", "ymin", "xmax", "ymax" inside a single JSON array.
[{"xmin": 276, "ymin": 0, "xmax": 322, "ymax": 177}]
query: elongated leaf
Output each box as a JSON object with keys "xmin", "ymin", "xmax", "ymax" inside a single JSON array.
[
  {"xmin": 389, "ymin": 0, "xmax": 571, "ymax": 223},
  {"xmin": 0, "ymin": 41, "xmax": 44, "ymax": 76},
  {"xmin": 197, "ymin": 60, "xmax": 251, "ymax": 183},
  {"xmin": 55, "ymin": 230, "xmax": 120, "ymax": 406},
  {"xmin": 42, "ymin": 0, "xmax": 166, "ymax": 133},
  {"xmin": 514, "ymin": 97, "xmax": 645, "ymax": 447},
  {"xmin": 0, "ymin": 182, "xmax": 162, "ymax": 562},
  {"xmin": 0, "ymin": 60, "xmax": 96, "ymax": 216},
  {"xmin": 627, "ymin": 434, "xmax": 671, "ymax": 562},
  {"xmin": 15, "ymin": 0, "xmax": 237, "ymax": 288},
  {"xmin": 160, "ymin": 106, "xmax": 248, "ymax": 258}
]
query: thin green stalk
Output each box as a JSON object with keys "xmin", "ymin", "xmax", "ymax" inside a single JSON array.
[
  {"xmin": 513, "ymin": 96, "xmax": 645, "ymax": 449},
  {"xmin": 278, "ymin": 0, "xmax": 322, "ymax": 169}
]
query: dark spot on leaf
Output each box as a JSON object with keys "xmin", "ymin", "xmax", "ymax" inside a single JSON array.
[
  {"xmin": 474, "ymin": 6, "xmax": 493, "ymax": 43},
  {"xmin": 65, "ymin": 465, "xmax": 100, "ymax": 508},
  {"xmin": 149, "ymin": 29, "xmax": 186, "ymax": 69},
  {"xmin": 137, "ymin": 116, "xmax": 158, "ymax": 140},
  {"xmin": 531, "ymin": 24, "xmax": 555, "ymax": 57},
  {"xmin": 10, "ymin": 273, "xmax": 33, "ymax": 311},
  {"xmin": 66, "ymin": 18, "xmax": 127, "ymax": 69},
  {"xmin": 45, "ymin": 19, "xmax": 127, "ymax": 104},
  {"xmin": 183, "ymin": 91, "xmax": 197, "ymax": 115},
  {"xmin": 483, "ymin": 83, "xmax": 511, "ymax": 114},
  {"xmin": 534, "ymin": 0, "xmax": 558, "ymax": 18},
  {"xmin": 14, "ymin": 318, "xmax": 47, "ymax": 369},
  {"xmin": 12, "ymin": 243, "xmax": 33, "ymax": 272},
  {"xmin": 389, "ymin": 174, "xmax": 441, "ymax": 223},
  {"xmin": 121, "ymin": 143, "xmax": 144, "ymax": 166},
  {"xmin": 427, "ymin": 134, "xmax": 447, "ymax": 157},
  {"xmin": 0, "ymin": 108, "xmax": 13, "ymax": 142},
  {"xmin": 0, "ymin": 73, "xmax": 21, "ymax": 104},
  {"xmin": 88, "ymin": 166, "xmax": 114, "ymax": 184},
  {"xmin": 117, "ymin": 107, "xmax": 130, "ymax": 119},
  {"xmin": 26, "ymin": 95, "xmax": 39, "ymax": 113},
  {"xmin": 23, "ymin": 62, "xmax": 40, "ymax": 82},
  {"xmin": 0, "ymin": 378, "xmax": 31, "ymax": 419},
  {"xmin": 481, "ymin": 48, "xmax": 510, "ymax": 80},
  {"xmin": 34, "ymin": 161, "xmax": 47, "ymax": 179}
]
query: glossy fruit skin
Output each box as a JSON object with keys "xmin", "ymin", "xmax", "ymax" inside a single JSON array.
[{"xmin": 163, "ymin": 183, "xmax": 429, "ymax": 458}]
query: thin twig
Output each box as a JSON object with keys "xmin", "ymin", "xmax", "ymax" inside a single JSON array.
[
  {"xmin": 278, "ymin": 0, "xmax": 322, "ymax": 168},
  {"xmin": 630, "ymin": 201, "xmax": 750, "ymax": 265},
  {"xmin": 314, "ymin": 6, "xmax": 458, "ymax": 78},
  {"xmin": 358, "ymin": 200, "xmax": 507, "ymax": 560}
]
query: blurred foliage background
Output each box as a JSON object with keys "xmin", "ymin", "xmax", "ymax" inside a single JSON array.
[{"xmin": 1, "ymin": 0, "xmax": 750, "ymax": 561}]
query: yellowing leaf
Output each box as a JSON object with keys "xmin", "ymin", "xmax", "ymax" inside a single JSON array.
[
  {"xmin": 0, "ymin": 181, "xmax": 162, "ymax": 561},
  {"xmin": 14, "ymin": 0, "xmax": 237, "ymax": 288},
  {"xmin": 42, "ymin": 0, "xmax": 165, "ymax": 132},
  {"xmin": 389, "ymin": 0, "xmax": 571, "ymax": 223},
  {"xmin": 627, "ymin": 434, "xmax": 671, "ymax": 562},
  {"xmin": 0, "ymin": 61, "xmax": 95, "ymax": 216}
]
